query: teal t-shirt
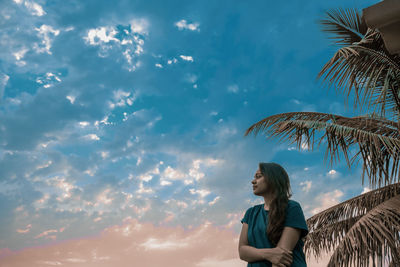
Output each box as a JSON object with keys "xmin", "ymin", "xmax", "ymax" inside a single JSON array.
[{"xmin": 241, "ymin": 200, "xmax": 309, "ymax": 267}]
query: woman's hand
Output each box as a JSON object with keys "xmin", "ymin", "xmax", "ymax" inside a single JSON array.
[{"xmin": 264, "ymin": 247, "xmax": 292, "ymax": 266}]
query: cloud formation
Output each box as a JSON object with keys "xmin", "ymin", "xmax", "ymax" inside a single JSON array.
[
  {"xmin": 174, "ymin": 19, "xmax": 200, "ymax": 31},
  {"xmin": 1, "ymin": 219, "xmax": 241, "ymax": 267}
]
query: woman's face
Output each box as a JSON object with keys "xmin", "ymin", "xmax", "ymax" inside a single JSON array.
[{"xmin": 252, "ymin": 168, "xmax": 268, "ymax": 196}]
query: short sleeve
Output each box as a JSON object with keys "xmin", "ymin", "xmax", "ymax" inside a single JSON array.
[
  {"xmin": 241, "ymin": 207, "xmax": 252, "ymax": 224},
  {"xmin": 284, "ymin": 201, "xmax": 309, "ymax": 238}
]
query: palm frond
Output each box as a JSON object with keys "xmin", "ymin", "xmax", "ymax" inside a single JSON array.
[
  {"xmin": 245, "ymin": 112, "xmax": 400, "ymax": 187},
  {"xmin": 305, "ymin": 214, "xmax": 362, "ymax": 259},
  {"xmin": 327, "ymin": 194, "xmax": 400, "ymax": 267},
  {"xmin": 319, "ymin": 43, "xmax": 400, "ymax": 120},
  {"xmin": 319, "ymin": 8, "xmax": 367, "ymax": 45},
  {"xmin": 304, "ymin": 183, "xmax": 400, "ymax": 257}
]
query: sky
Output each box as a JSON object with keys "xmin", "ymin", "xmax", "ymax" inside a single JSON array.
[{"xmin": 0, "ymin": 0, "xmax": 378, "ymax": 266}]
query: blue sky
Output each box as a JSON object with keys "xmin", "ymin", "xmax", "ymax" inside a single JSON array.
[{"xmin": 0, "ymin": 0, "xmax": 377, "ymax": 262}]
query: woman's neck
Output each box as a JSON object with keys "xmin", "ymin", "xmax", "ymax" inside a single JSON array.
[{"xmin": 263, "ymin": 196, "xmax": 274, "ymax": 210}]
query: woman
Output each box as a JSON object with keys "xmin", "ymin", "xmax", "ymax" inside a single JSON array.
[{"xmin": 238, "ymin": 162, "xmax": 308, "ymax": 267}]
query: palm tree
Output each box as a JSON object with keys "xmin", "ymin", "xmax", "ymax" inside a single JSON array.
[{"xmin": 245, "ymin": 8, "xmax": 400, "ymax": 267}]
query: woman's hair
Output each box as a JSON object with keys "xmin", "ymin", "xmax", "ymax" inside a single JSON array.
[{"xmin": 259, "ymin": 162, "xmax": 292, "ymax": 246}]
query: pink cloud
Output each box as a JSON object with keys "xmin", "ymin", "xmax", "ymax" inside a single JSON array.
[
  {"xmin": 16, "ymin": 224, "xmax": 32, "ymax": 234},
  {"xmin": 0, "ymin": 219, "xmax": 243, "ymax": 267},
  {"xmin": 1, "ymin": 219, "xmax": 331, "ymax": 267}
]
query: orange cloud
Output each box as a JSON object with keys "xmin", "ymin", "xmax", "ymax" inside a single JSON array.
[
  {"xmin": 1, "ymin": 219, "xmax": 330, "ymax": 267},
  {"xmin": 16, "ymin": 224, "xmax": 32, "ymax": 234},
  {"xmin": 0, "ymin": 219, "xmax": 243, "ymax": 267}
]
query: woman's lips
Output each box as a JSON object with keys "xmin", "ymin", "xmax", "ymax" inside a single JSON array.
[{"xmin": 252, "ymin": 186, "xmax": 257, "ymax": 190}]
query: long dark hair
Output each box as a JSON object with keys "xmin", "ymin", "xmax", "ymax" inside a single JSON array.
[{"xmin": 259, "ymin": 162, "xmax": 292, "ymax": 246}]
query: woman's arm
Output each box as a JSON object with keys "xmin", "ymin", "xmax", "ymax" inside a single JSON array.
[
  {"xmin": 271, "ymin": 226, "xmax": 302, "ymax": 267},
  {"xmin": 238, "ymin": 223, "xmax": 293, "ymax": 265},
  {"xmin": 276, "ymin": 226, "xmax": 302, "ymax": 251}
]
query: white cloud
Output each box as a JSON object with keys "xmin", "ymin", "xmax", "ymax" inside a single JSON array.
[
  {"xmin": 13, "ymin": 47, "xmax": 29, "ymax": 61},
  {"xmin": 162, "ymin": 166, "xmax": 185, "ymax": 180},
  {"xmin": 64, "ymin": 258, "xmax": 86, "ymax": 263},
  {"xmin": 96, "ymin": 189, "xmax": 114, "ymax": 205},
  {"xmin": 64, "ymin": 26, "xmax": 75, "ymax": 32},
  {"xmin": 189, "ymin": 188, "xmax": 211, "ymax": 198},
  {"xmin": 227, "ymin": 84, "xmax": 239, "ymax": 93},
  {"xmin": 108, "ymin": 90, "xmax": 136, "ymax": 109},
  {"xmin": 46, "ymin": 177, "xmax": 77, "ymax": 201},
  {"xmin": 136, "ymin": 182, "xmax": 154, "ymax": 194},
  {"xmin": 137, "ymin": 164, "xmax": 161, "ymax": 182},
  {"xmin": 327, "ymin": 169, "xmax": 338, "ymax": 178},
  {"xmin": 24, "ymin": 1, "xmax": 46, "ymax": 16},
  {"xmin": 174, "ymin": 19, "xmax": 200, "ymax": 32},
  {"xmin": 208, "ymin": 196, "xmax": 220, "ymax": 206},
  {"xmin": 361, "ymin": 187, "xmax": 372, "ymax": 194},
  {"xmin": 85, "ymin": 27, "xmax": 119, "ymax": 45},
  {"xmin": 0, "ymin": 73, "xmax": 9, "ymax": 100},
  {"xmin": 160, "ymin": 180, "xmax": 172, "ymax": 186},
  {"xmin": 140, "ymin": 238, "xmax": 188, "ymax": 250},
  {"xmin": 14, "ymin": 0, "xmax": 46, "ymax": 16},
  {"xmin": 287, "ymin": 141, "xmax": 309, "ymax": 151},
  {"xmin": 130, "ymin": 18, "xmax": 149, "ymax": 35},
  {"xmin": 36, "ymin": 72, "xmax": 62, "ymax": 88},
  {"xmin": 311, "ymin": 189, "xmax": 343, "ymax": 215},
  {"xmin": 180, "ymin": 55, "xmax": 194, "ymax": 62},
  {"xmin": 84, "ymin": 21, "xmax": 147, "ymax": 71},
  {"xmin": 33, "ymin": 25, "xmax": 60, "ymax": 54},
  {"xmin": 66, "ymin": 95, "xmax": 76, "ymax": 104},
  {"xmin": 167, "ymin": 58, "xmax": 178, "ymax": 64},
  {"xmin": 299, "ymin": 180, "xmax": 312, "ymax": 193},
  {"xmin": 79, "ymin": 121, "xmax": 90, "ymax": 127},
  {"xmin": 155, "ymin": 63, "xmax": 163, "ymax": 68},
  {"xmin": 139, "ymin": 174, "xmax": 153, "ymax": 182},
  {"xmin": 83, "ymin": 134, "xmax": 100, "ymax": 141}
]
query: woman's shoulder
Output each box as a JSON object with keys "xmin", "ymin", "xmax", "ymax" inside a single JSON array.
[
  {"xmin": 287, "ymin": 199, "xmax": 303, "ymax": 209},
  {"xmin": 245, "ymin": 203, "xmax": 264, "ymax": 212}
]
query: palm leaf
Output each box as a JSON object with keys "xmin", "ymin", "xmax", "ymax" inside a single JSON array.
[
  {"xmin": 245, "ymin": 112, "xmax": 400, "ymax": 187},
  {"xmin": 319, "ymin": 43, "xmax": 400, "ymax": 120},
  {"xmin": 304, "ymin": 183, "xmax": 400, "ymax": 258},
  {"xmin": 305, "ymin": 215, "xmax": 362, "ymax": 259},
  {"xmin": 327, "ymin": 194, "xmax": 400, "ymax": 267},
  {"xmin": 319, "ymin": 8, "xmax": 367, "ymax": 45}
]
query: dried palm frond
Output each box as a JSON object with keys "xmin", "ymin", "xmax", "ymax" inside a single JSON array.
[
  {"xmin": 319, "ymin": 41, "xmax": 400, "ymax": 120},
  {"xmin": 304, "ymin": 183, "xmax": 400, "ymax": 258},
  {"xmin": 305, "ymin": 214, "xmax": 362, "ymax": 259},
  {"xmin": 319, "ymin": 8, "xmax": 367, "ymax": 45},
  {"xmin": 389, "ymin": 247, "xmax": 400, "ymax": 267},
  {"xmin": 245, "ymin": 112, "xmax": 400, "ymax": 187},
  {"xmin": 327, "ymin": 194, "xmax": 400, "ymax": 267}
]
